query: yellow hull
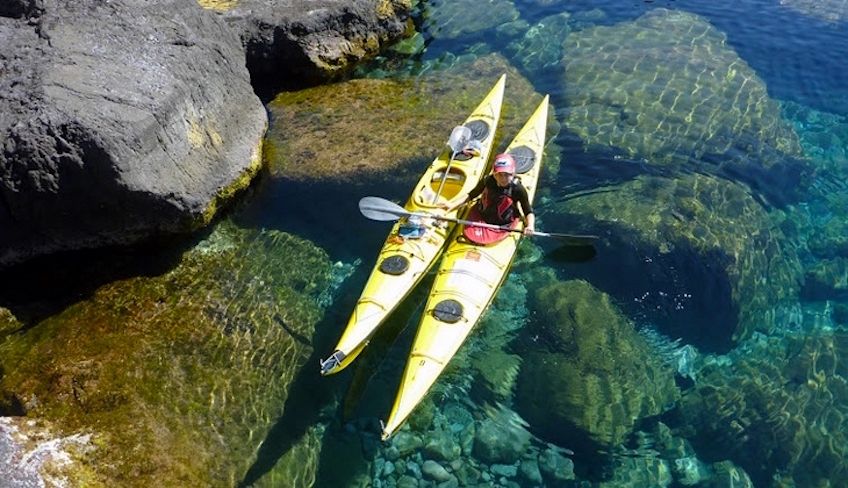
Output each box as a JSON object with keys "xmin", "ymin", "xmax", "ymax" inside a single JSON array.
[
  {"xmin": 321, "ymin": 75, "xmax": 507, "ymax": 375},
  {"xmin": 382, "ymin": 95, "xmax": 550, "ymax": 438}
]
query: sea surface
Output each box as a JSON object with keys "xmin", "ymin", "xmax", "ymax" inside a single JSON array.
[{"xmin": 3, "ymin": 0, "xmax": 848, "ymax": 487}]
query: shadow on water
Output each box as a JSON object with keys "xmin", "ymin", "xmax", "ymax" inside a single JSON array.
[
  {"xmin": 310, "ymin": 280, "xmax": 433, "ymax": 486},
  {"xmin": 237, "ymin": 278, "xmax": 358, "ymax": 487},
  {"xmin": 0, "ymin": 234, "xmax": 202, "ymax": 330},
  {"xmin": 238, "ymin": 215, "xmax": 432, "ymax": 486},
  {"xmin": 231, "ymin": 163, "xmax": 430, "ymax": 264},
  {"xmin": 542, "ymin": 217, "xmax": 738, "ymax": 354}
]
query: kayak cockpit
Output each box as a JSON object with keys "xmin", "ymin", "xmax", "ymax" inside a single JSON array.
[{"xmin": 416, "ymin": 166, "xmax": 467, "ymax": 207}]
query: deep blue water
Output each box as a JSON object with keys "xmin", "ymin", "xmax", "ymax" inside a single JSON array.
[{"xmin": 239, "ymin": 1, "xmax": 848, "ymax": 486}]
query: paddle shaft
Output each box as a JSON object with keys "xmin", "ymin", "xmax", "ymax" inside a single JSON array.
[
  {"xmin": 431, "ymin": 150, "xmax": 458, "ymax": 204},
  {"xmin": 359, "ymin": 196, "xmax": 599, "ymax": 245}
]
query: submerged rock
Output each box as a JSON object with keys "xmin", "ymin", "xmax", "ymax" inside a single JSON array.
[
  {"xmin": 516, "ymin": 279, "xmax": 680, "ymax": 447},
  {"xmin": 678, "ymin": 331, "xmax": 848, "ymax": 486},
  {"xmin": 506, "ymin": 12, "xmax": 572, "ymax": 75},
  {"xmin": 472, "ymin": 415, "xmax": 531, "ymax": 465},
  {"xmin": 0, "ymin": 221, "xmax": 338, "ymax": 485},
  {"xmin": 265, "ymin": 53, "xmax": 558, "ymax": 184},
  {"xmin": 557, "ymin": 173, "xmax": 803, "ymax": 346},
  {"xmin": 0, "ymin": 417, "xmax": 94, "ymax": 487},
  {"xmin": 0, "ymin": 0, "xmax": 267, "ymax": 267},
  {"xmin": 203, "ymin": 0, "xmax": 413, "ymax": 87},
  {"xmin": 562, "ymin": 8, "xmax": 808, "ymax": 205},
  {"xmin": 421, "ymin": 0, "xmax": 519, "ymax": 40},
  {"xmin": 779, "ymin": 0, "xmax": 848, "ymax": 23}
]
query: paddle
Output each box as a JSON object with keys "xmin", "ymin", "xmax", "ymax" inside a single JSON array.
[
  {"xmin": 359, "ymin": 196, "xmax": 599, "ymax": 246},
  {"xmin": 431, "ymin": 126, "xmax": 473, "ymax": 204}
]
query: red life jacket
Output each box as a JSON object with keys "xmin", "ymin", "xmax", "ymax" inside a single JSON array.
[{"xmin": 478, "ymin": 180, "xmax": 517, "ymax": 225}]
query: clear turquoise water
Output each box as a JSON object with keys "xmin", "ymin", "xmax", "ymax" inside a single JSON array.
[
  {"xmin": 236, "ymin": 1, "xmax": 848, "ymax": 487},
  {"xmin": 3, "ymin": 1, "xmax": 847, "ymax": 487}
]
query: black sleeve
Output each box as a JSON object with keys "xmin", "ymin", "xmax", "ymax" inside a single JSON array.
[
  {"xmin": 514, "ymin": 181, "xmax": 533, "ymax": 216},
  {"xmin": 467, "ymin": 175, "xmax": 489, "ymax": 200}
]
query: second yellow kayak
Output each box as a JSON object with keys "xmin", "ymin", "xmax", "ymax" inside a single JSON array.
[{"xmin": 381, "ymin": 95, "xmax": 550, "ymax": 438}]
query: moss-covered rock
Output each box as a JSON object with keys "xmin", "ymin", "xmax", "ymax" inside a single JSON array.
[
  {"xmin": 0, "ymin": 220, "xmax": 337, "ymax": 486},
  {"xmin": 678, "ymin": 331, "xmax": 848, "ymax": 486},
  {"xmin": 265, "ymin": 53, "xmax": 559, "ymax": 184},
  {"xmin": 558, "ymin": 173, "xmax": 802, "ymax": 344},
  {"xmin": 562, "ymin": 9, "xmax": 807, "ymax": 204},
  {"xmin": 0, "ymin": 307, "xmax": 22, "ymax": 337},
  {"xmin": 516, "ymin": 279, "xmax": 680, "ymax": 446}
]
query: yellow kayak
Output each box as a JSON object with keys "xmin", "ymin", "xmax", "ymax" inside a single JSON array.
[
  {"xmin": 320, "ymin": 75, "xmax": 507, "ymax": 376},
  {"xmin": 381, "ymin": 95, "xmax": 549, "ymax": 439}
]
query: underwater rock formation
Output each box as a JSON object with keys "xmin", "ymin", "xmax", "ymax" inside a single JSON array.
[
  {"xmin": 678, "ymin": 331, "xmax": 848, "ymax": 486},
  {"xmin": 516, "ymin": 279, "xmax": 680, "ymax": 447},
  {"xmin": 0, "ymin": 221, "xmax": 338, "ymax": 485},
  {"xmin": 803, "ymin": 257, "xmax": 848, "ymax": 300},
  {"xmin": 0, "ymin": 0, "xmax": 267, "ymax": 267},
  {"xmin": 265, "ymin": 53, "xmax": 558, "ymax": 184},
  {"xmin": 779, "ymin": 0, "xmax": 848, "ymax": 22},
  {"xmin": 420, "ymin": 0, "xmax": 519, "ymax": 40},
  {"xmin": 558, "ymin": 173, "xmax": 803, "ymax": 346},
  {"xmin": 562, "ymin": 8, "xmax": 808, "ymax": 205},
  {"xmin": 506, "ymin": 12, "xmax": 572, "ymax": 76}
]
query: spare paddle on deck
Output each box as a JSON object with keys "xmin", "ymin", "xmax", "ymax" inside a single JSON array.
[
  {"xmin": 359, "ymin": 196, "xmax": 599, "ymax": 246},
  {"xmin": 432, "ymin": 126, "xmax": 473, "ymax": 204}
]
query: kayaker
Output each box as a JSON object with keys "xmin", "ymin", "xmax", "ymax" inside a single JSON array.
[{"xmin": 440, "ymin": 153, "xmax": 535, "ymax": 236}]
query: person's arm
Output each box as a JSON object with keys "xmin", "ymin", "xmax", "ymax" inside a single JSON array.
[
  {"xmin": 440, "ymin": 177, "xmax": 486, "ymax": 212},
  {"xmin": 515, "ymin": 183, "xmax": 535, "ymax": 235}
]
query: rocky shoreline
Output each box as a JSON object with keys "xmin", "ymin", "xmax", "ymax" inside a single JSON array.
[{"xmin": 0, "ymin": 0, "xmax": 412, "ymax": 268}]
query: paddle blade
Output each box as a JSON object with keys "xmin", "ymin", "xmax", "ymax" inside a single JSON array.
[
  {"xmin": 359, "ymin": 196, "xmax": 412, "ymax": 221},
  {"xmin": 447, "ymin": 125, "xmax": 472, "ymax": 153}
]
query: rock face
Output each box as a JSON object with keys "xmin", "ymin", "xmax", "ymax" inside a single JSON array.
[
  {"xmin": 0, "ymin": 0, "xmax": 267, "ymax": 267},
  {"xmin": 205, "ymin": 0, "xmax": 413, "ymax": 88}
]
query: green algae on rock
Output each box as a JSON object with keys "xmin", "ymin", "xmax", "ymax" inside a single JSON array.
[
  {"xmin": 0, "ymin": 307, "xmax": 22, "ymax": 337},
  {"xmin": 562, "ymin": 9, "xmax": 807, "ymax": 202},
  {"xmin": 265, "ymin": 53, "xmax": 559, "ymax": 184},
  {"xmin": 678, "ymin": 331, "xmax": 848, "ymax": 486},
  {"xmin": 0, "ymin": 221, "xmax": 339, "ymax": 486},
  {"xmin": 559, "ymin": 173, "xmax": 803, "ymax": 345},
  {"xmin": 516, "ymin": 279, "xmax": 680, "ymax": 446}
]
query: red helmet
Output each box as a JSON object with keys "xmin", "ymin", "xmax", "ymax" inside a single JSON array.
[{"xmin": 492, "ymin": 153, "xmax": 516, "ymax": 174}]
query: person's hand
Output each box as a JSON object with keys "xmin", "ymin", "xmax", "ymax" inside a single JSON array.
[{"xmin": 523, "ymin": 226, "xmax": 535, "ymax": 236}]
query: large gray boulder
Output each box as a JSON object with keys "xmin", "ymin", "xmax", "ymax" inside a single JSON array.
[
  {"xmin": 207, "ymin": 0, "xmax": 413, "ymax": 87},
  {"xmin": 0, "ymin": 0, "xmax": 267, "ymax": 267}
]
